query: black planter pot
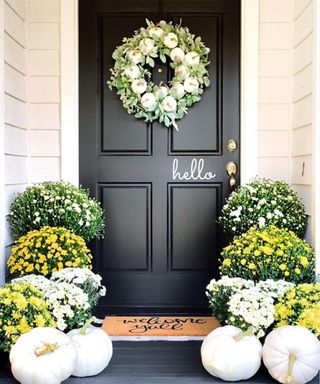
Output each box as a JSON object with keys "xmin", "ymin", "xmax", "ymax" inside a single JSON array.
[{"xmin": 0, "ymin": 350, "xmax": 9, "ymax": 369}]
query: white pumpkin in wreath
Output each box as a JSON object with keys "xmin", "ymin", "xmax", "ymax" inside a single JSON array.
[
  {"xmin": 263, "ymin": 326, "xmax": 320, "ymax": 384},
  {"xmin": 201, "ymin": 325, "xmax": 263, "ymax": 381},
  {"xmin": 68, "ymin": 317, "xmax": 113, "ymax": 377},
  {"xmin": 10, "ymin": 327, "xmax": 77, "ymax": 384}
]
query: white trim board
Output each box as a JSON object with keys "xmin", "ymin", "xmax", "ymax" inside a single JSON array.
[
  {"xmin": 60, "ymin": 0, "xmax": 259, "ymax": 186},
  {"xmin": 0, "ymin": 0, "xmax": 6, "ymax": 285}
]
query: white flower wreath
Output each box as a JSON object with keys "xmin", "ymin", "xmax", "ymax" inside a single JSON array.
[{"xmin": 108, "ymin": 19, "xmax": 210, "ymax": 130}]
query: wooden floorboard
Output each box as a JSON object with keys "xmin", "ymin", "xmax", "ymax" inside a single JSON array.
[{"xmin": 0, "ymin": 341, "xmax": 319, "ymax": 383}]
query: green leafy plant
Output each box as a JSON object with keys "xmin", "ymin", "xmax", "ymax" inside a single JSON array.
[
  {"xmin": 9, "ymin": 181, "xmax": 105, "ymax": 241},
  {"xmin": 8, "ymin": 226, "xmax": 92, "ymax": 277},
  {"xmin": 218, "ymin": 178, "xmax": 307, "ymax": 237},
  {"xmin": 108, "ymin": 19, "xmax": 210, "ymax": 130},
  {"xmin": 0, "ymin": 282, "xmax": 55, "ymax": 352},
  {"xmin": 220, "ymin": 226, "xmax": 315, "ymax": 284}
]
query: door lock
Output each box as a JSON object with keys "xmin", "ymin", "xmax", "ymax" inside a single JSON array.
[
  {"xmin": 226, "ymin": 161, "xmax": 238, "ymax": 190},
  {"xmin": 227, "ymin": 138, "xmax": 237, "ymax": 153}
]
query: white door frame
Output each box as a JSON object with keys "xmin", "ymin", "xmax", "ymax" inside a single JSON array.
[{"xmin": 60, "ymin": 0, "xmax": 259, "ymax": 186}]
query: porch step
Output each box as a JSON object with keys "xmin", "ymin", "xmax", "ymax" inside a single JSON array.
[{"xmin": 0, "ymin": 342, "xmax": 319, "ymax": 383}]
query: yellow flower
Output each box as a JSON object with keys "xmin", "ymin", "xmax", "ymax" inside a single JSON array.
[
  {"xmin": 223, "ymin": 259, "xmax": 232, "ymax": 267},
  {"xmin": 240, "ymin": 259, "xmax": 246, "ymax": 266},
  {"xmin": 254, "ymin": 250, "xmax": 261, "ymax": 257},
  {"xmin": 295, "ymin": 268, "xmax": 301, "ymax": 274},
  {"xmin": 284, "ymin": 271, "xmax": 289, "ymax": 277},
  {"xmin": 300, "ymin": 256, "xmax": 309, "ymax": 267},
  {"xmin": 279, "ymin": 264, "xmax": 287, "ymax": 271},
  {"xmin": 248, "ymin": 263, "xmax": 256, "ymax": 270}
]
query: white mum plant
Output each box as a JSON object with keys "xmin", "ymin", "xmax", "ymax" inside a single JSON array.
[
  {"xmin": 12, "ymin": 275, "xmax": 92, "ymax": 332},
  {"xmin": 51, "ymin": 268, "xmax": 106, "ymax": 308},
  {"xmin": 206, "ymin": 277, "xmax": 294, "ymax": 338}
]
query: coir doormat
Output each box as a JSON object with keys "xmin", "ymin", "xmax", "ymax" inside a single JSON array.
[{"xmin": 102, "ymin": 316, "xmax": 220, "ymax": 336}]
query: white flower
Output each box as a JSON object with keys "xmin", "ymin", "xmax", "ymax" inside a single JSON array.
[
  {"xmin": 124, "ymin": 64, "xmax": 140, "ymax": 79},
  {"xmin": 171, "ymin": 82, "xmax": 185, "ymax": 98},
  {"xmin": 184, "ymin": 51, "xmax": 200, "ymax": 66},
  {"xmin": 141, "ymin": 92, "xmax": 156, "ymax": 109},
  {"xmin": 139, "ymin": 38, "xmax": 155, "ymax": 55},
  {"xmin": 274, "ymin": 209, "xmax": 284, "ymax": 217},
  {"xmin": 183, "ymin": 77, "xmax": 199, "ymax": 93},
  {"xmin": 175, "ymin": 65, "xmax": 190, "ymax": 80},
  {"xmin": 170, "ymin": 47, "xmax": 185, "ymax": 63},
  {"xmin": 258, "ymin": 217, "xmax": 266, "ymax": 227},
  {"xmin": 149, "ymin": 27, "xmax": 164, "ymax": 39},
  {"xmin": 164, "ymin": 32, "xmax": 178, "ymax": 49},
  {"xmin": 162, "ymin": 96, "xmax": 177, "ymax": 112},
  {"xmin": 127, "ymin": 49, "xmax": 143, "ymax": 64},
  {"xmin": 155, "ymin": 86, "xmax": 168, "ymax": 99},
  {"xmin": 266, "ymin": 212, "xmax": 273, "ymax": 219},
  {"xmin": 131, "ymin": 78, "xmax": 147, "ymax": 94}
]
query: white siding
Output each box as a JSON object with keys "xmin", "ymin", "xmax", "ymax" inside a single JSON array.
[
  {"xmin": 28, "ymin": 0, "xmax": 61, "ymax": 183},
  {"xmin": 291, "ymin": 0, "xmax": 314, "ymax": 244},
  {"xmin": 258, "ymin": 0, "xmax": 292, "ymax": 182},
  {"xmin": 3, "ymin": 0, "xmax": 28, "ymax": 272}
]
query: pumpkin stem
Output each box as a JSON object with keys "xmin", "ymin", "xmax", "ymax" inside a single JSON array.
[
  {"xmin": 287, "ymin": 353, "xmax": 296, "ymax": 384},
  {"xmin": 80, "ymin": 316, "xmax": 96, "ymax": 335},
  {"xmin": 233, "ymin": 327, "xmax": 255, "ymax": 341},
  {"xmin": 35, "ymin": 342, "xmax": 58, "ymax": 356}
]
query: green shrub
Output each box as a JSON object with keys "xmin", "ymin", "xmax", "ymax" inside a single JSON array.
[
  {"xmin": 9, "ymin": 181, "xmax": 105, "ymax": 241},
  {"xmin": 218, "ymin": 178, "xmax": 307, "ymax": 237}
]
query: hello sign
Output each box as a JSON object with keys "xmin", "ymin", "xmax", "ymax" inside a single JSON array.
[{"xmin": 172, "ymin": 158, "xmax": 216, "ymax": 181}]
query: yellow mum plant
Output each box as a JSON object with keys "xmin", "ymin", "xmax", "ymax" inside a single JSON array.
[
  {"xmin": 7, "ymin": 226, "xmax": 93, "ymax": 277},
  {"xmin": 0, "ymin": 282, "xmax": 55, "ymax": 352},
  {"xmin": 220, "ymin": 225, "xmax": 315, "ymax": 284},
  {"xmin": 274, "ymin": 283, "xmax": 320, "ymax": 337}
]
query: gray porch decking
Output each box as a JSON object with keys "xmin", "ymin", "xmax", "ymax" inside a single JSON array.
[{"xmin": 0, "ymin": 341, "xmax": 319, "ymax": 384}]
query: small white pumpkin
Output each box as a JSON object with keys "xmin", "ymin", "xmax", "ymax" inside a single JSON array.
[
  {"xmin": 263, "ymin": 326, "xmax": 320, "ymax": 384},
  {"xmin": 68, "ymin": 317, "xmax": 113, "ymax": 377},
  {"xmin": 10, "ymin": 327, "xmax": 77, "ymax": 384},
  {"xmin": 201, "ymin": 325, "xmax": 262, "ymax": 381}
]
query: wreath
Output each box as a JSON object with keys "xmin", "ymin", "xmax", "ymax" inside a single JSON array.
[{"xmin": 107, "ymin": 19, "xmax": 210, "ymax": 130}]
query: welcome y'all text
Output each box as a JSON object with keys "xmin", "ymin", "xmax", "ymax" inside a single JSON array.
[{"xmin": 172, "ymin": 158, "xmax": 216, "ymax": 181}]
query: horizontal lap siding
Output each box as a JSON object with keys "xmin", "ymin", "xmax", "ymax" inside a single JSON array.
[
  {"xmin": 258, "ymin": 0, "xmax": 291, "ymax": 182},
  {"xmin": 291, "ymin": 0, "xmax": 314, "ymax": 243},
  {"xmin": 3, "ymin": 1, "xmax": 28, "ymax": 282},
  {"xmin": 28, "ymin": 0, "xmax": 61, "ymax": 183}
]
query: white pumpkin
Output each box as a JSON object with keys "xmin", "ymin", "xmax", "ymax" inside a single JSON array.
[
  {"xmin": 68, "ymin": 317, "xmax": 113, "ymax": 377},
  {"xmin": 201, "ymin": 325, "xmax": 262, "ymax": 381},
  {"xmin": 263, "ymin": 326, "xmax": 320, "ymax": 384},
  {"xmin": 10, "ymin": 327, "xmax": 77, "ymax": 384}
]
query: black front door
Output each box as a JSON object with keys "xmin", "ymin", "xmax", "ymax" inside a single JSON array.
[{"xmin": 80, "ymin": 0, "xmax": 240, "ymax": 314}]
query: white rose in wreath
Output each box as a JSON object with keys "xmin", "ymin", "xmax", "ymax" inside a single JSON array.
[
  {"xmin": 155, "ymin": 86, "xmax": 168, "ymax": 99},
  {"xmin": 131, "ymin": 79, "xmax": 147, "ymax": 94},
  {"xmin": 164, "ymin": 32, "xmax": 178, "ymax": 49},
  {"xmin": 124, "ymin": 64, "xmax": 140, "ymax": 79},
  {"xmin": 175, "ymin": 65, "xmax": 190, "ymax": 80},
  {"xmin": 108, "ymin": 19, "xmax": 210, "ymax": 129},
  {"xmin": 184, "ymin": 77, "xmax": 199, "ymax": 93},
  {"xmin": 149, "ymin": 27, "xmax": 164, "ymax": 39},
  {"xmin": 141, "ymin": 92, "xmax": 156, "ymax": 109},
  {"xmin": 172, "ymin": 83, "xmax": 185, "ymax": 98},
  {"xmin": 127, "ymin": 49, "xmax": 143, "ymax": 64},
  {"xmin": 139, "ymin": 38, "xmax": 155, "ymax": 55},
  {"xmin": 185, "ymin": 51, "xmax": 200, "ymax": 66},
  {"xmin": 170, "ymin": 47, "xmax": 185, "ymax": 63},
  {"xmin": 162, "ymin": 96, "xmax": 177, "ymax": 112}
]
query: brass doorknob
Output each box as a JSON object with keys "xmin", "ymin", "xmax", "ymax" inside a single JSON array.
[{"xmin": 226, "ymin": 161, "xmax": 238, "ymax": 189}]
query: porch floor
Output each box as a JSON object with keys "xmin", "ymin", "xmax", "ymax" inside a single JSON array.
[{"xmin": 0, "ymin": 341, "xmax": 319, "ymax": 383}]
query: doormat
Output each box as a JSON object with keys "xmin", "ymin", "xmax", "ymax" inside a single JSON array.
[{"xmin": 102, "ymin": 316, "xmax": 220, "ymax": 336}]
